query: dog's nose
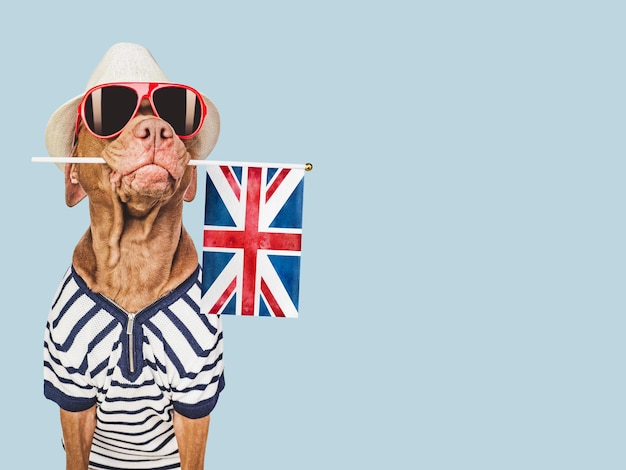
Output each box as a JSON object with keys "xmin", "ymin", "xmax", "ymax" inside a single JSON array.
[{"xmin": 133, "ymin": 117, "xmax": 174, "ymax": 142}]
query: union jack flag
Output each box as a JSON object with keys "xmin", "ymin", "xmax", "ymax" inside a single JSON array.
[{"xmin": 201, "ymin": 164, "xmax": 305, "ymax": 317}]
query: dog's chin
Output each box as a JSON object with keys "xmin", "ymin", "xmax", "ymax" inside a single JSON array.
[{"xmin": 118, "ymin": 165, "xmax": 177, "ymax": 207}]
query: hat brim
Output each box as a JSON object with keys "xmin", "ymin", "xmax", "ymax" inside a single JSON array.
[{"xmin": 45, "ymin": 91, "xmax": 220, "ymax": 171}]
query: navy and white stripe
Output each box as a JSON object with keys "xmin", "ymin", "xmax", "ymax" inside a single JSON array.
[{"xmin": 44, "ymin": 265, "xmax": 225, "ymax": 470}]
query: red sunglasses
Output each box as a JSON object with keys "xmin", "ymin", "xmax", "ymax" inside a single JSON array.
[{"xmin": 76, "ymin": 82, "xmax": 207, "ymax": 139}]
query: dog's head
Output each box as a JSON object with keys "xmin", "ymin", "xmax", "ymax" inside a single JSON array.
[{"xmin": 46, "ymin": 43, "xmax": 220, "ymax": 216}]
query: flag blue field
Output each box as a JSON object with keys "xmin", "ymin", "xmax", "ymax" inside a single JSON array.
[{"xmin": 201, "ymin": 165, "xmax": 305, "ymax": 317}]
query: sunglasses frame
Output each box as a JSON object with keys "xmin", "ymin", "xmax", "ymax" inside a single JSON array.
[{"xmin": 76, "ymin": 82, "xmax": 207, "ymax": 140}]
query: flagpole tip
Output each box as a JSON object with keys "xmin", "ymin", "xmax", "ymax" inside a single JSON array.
[{"xmin": 305, "ymin": 163, "xmax": 313, "ymax": 172}]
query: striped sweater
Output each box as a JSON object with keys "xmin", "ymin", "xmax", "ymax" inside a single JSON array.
[{"xmin": 43, "ymin": 265, "xmax": 225, "ymax": 470}]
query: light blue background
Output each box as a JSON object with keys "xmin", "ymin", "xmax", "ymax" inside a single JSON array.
[{"xmin": 1, "ymin": 1, "xmax": 624, "ymax": 468}]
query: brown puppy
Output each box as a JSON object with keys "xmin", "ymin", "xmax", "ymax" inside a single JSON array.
[
  {"xmin": 44, "ymin": 43, "xmax": 224, "ymax": 470},
  {"xmin": 66, "ymin": 109, "xmax": 199, "ymax": 313}
]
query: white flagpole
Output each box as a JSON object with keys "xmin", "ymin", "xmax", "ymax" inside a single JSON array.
[{"xmin": 32, "ymin": 157, "xmax": 313, "ymax": 171}]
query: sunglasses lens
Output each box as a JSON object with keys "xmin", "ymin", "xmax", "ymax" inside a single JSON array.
[
  {"xmin": 153, "ymin": 86, "xmax": 203, "ymax": 137},
  {"xmin": 83, "ymin": 86, "xmax": 138, "ymax": 137}
]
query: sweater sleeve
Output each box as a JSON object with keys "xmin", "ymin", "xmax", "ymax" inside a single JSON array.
[
  {"xmin": 43, "ymin": 270, "xmax": 98, "ymax": 412},
  {"xmin": 43, "ymin": 318, "xmax": 98, "ymax": 412},
  {"xmin": 169, "ymin": 309, "xmax": 225, "ymax": 419}
]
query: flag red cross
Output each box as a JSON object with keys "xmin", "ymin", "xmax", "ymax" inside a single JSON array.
[{"xmin": 203, "ymin": 166, "xmax": 302, "ymax": 316}]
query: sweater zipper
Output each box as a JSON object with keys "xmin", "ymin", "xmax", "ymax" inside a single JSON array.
[{"xmin": 127, "ymin": 314, "xmax": 136, "ymax": 374}]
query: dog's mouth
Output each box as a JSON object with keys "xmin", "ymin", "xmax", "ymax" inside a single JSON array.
[{"xmin": 114, "ymin": 163, "xmax": 177, "ymax": 200}]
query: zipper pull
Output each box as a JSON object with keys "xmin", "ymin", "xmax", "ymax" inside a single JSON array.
[{"xmin": 127, "ymin": 314, "xmax": 135, "ymax": 374}]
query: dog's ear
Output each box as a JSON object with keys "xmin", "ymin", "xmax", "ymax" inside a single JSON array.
[
  {"xmin": 65, "ymin": 163, "xmax": 87, "ymax": 207},
  {"xmin": 183, "ymin": 166, "xmax": 197, "ymax": 202}
]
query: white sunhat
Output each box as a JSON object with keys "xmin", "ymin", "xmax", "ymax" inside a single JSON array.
[{"xmin": 45, "ymin": 42, "xmax": 220, "ymax": 170}]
